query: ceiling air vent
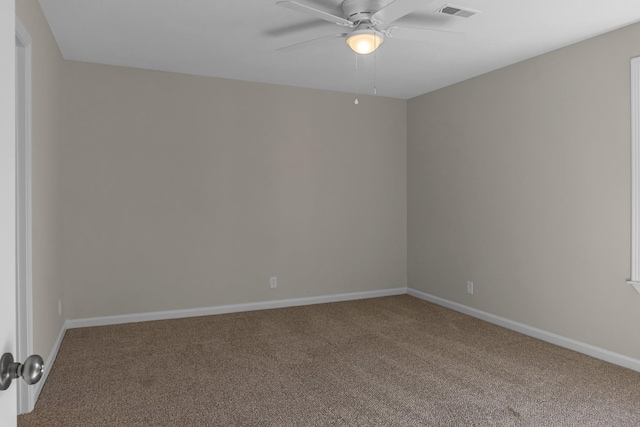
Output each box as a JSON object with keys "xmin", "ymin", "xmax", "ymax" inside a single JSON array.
[{"xmin": 438, "ymin": 5, "xmax": 478, "ymax": 18}]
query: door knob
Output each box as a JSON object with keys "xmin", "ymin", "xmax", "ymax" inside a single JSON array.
[{"xmin": 0, "ymin": 353, "xmax": 44, "ymax": 391}]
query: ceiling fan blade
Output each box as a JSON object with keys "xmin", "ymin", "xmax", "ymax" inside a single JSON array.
[
  {"xmin": 277, "ymin": 33, "xmax": 348, "ymax": 52},
  {"xmin": 372, "ymin": 0, "xmax": 433, "ymax": 25},
  {"xmin": 276, "ymin": 1, "xmax": 355, "ymax": 27},
  {"xmin": 385, "ymin": 25, "xmax": 466, "ymax": 43}
]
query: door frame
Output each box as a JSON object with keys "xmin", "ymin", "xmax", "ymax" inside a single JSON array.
[{"xmin": 15, "ymin": 17, "xmax": 34, "ymax": 415}]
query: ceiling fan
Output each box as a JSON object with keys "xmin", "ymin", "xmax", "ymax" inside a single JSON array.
[{"xmin": 276, "ymin": 0, "xmax": 468, "ymax": 54}]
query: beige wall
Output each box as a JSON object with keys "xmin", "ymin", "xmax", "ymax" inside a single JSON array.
[
  {"xmin": 408, "ymin": 22, "xmax": 640, "ymax": 359},
  {"xmin": 61, "ymin": 62, "xmax": 407, "ymax": 319},
  {"xmin": 16, "ymin": 0, "xmax": 66, "ymax": 360}
]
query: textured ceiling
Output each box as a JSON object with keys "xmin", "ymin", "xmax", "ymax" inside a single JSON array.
[{"xmin": 39, "ymin": 0, "xmax": 640, "ymax": 99}]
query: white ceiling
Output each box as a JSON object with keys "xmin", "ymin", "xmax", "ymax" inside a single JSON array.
[{"xmin": 39, "ymin": 0, "xmax": 640, "ymax": 99}]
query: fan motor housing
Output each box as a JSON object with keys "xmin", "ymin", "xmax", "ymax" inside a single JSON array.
[{"xmin": 342, "ymin": 0, "xmax": 385, "ymax": 23}]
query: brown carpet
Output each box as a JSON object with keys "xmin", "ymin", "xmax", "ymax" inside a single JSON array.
[{"xmin": 17, "ymin": 295, "xmax": 640, "ymax": 426}]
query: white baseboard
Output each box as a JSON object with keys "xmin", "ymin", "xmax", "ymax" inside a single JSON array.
[
  {"xmin": 407, "ymin": 287, "xmax": 640, "ymax": 373},
  {"xmin": 32, "ymin": 323, "xmax": 66, "ymax": 409},
  {"xmin": 66, "ymin": 287, "xmax": 408, "ymax": 329}
]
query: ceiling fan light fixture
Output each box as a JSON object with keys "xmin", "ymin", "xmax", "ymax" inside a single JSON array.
[{"xmin": 346, "ymin": 29, "xmax": 384, "ymax": 54}]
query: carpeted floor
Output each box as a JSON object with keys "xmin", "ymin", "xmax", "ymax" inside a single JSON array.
[{"xmin": 17, "ymin": 295, "xmax": 640, "ymax": 426}]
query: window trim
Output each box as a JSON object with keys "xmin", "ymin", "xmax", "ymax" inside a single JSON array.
[{"xmin": 628, "ymin": 57, "xmax": 640, "ymax": 293}]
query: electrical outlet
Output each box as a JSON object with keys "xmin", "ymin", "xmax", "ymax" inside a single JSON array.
[
  {"xmin": 58, "ymin": 299, "xmax": 62, "ymax": 316},
  {"xmin": 466, "ymin": 281, "xmax": 474, "ymax": 295},
  {"xmin": 270, "ymin": 277, "xmax": 277, "ymax": 289}
]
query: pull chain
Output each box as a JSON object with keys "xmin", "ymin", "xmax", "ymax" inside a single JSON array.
[
  {"xmin": 354, "ymin": 53, "xmax": 359, "ymax": 105},
  {"xmin": 373, "ymin": 48, "xmax": 377, "ymax": 95},
  {"xmin": 372, "ymin": 27, "xmax": 378, "ymax": 96}
]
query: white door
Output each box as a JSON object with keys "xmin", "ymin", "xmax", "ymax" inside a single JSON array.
[{"xmin": 0, "ymin": 1, "xmax": 17, "ymax": 426}]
